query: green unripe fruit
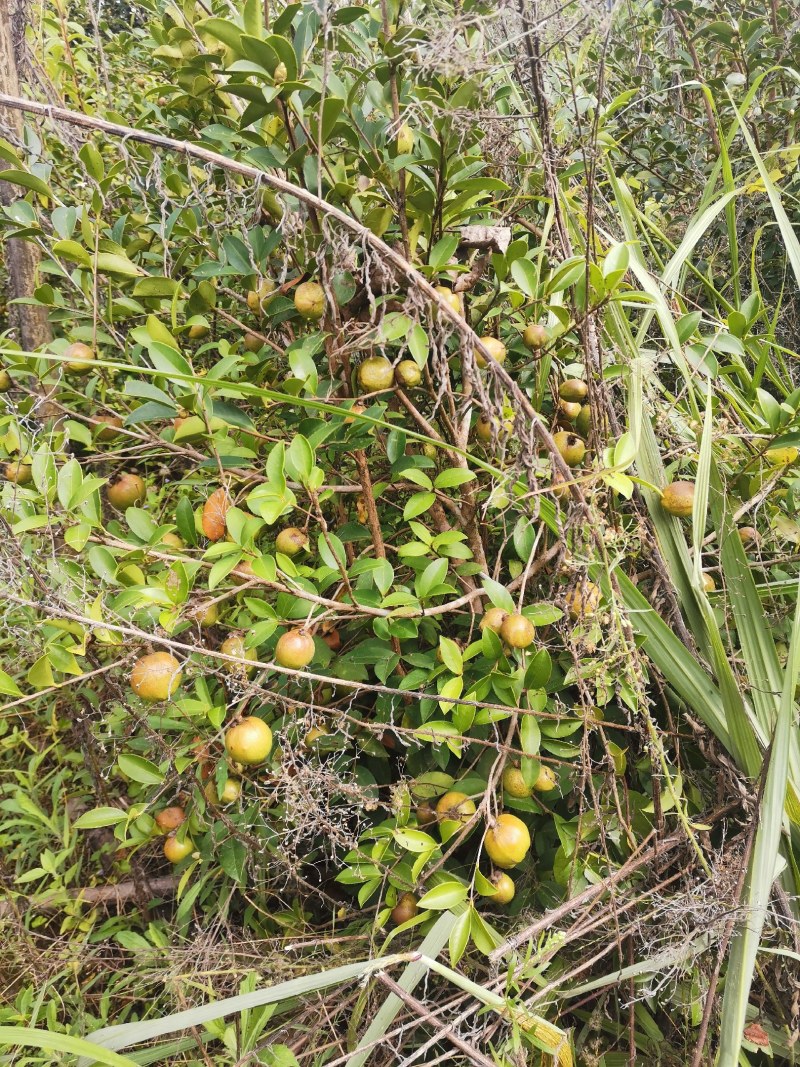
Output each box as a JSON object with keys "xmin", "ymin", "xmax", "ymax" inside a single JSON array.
[
  {"xmin": 358, "ymin": 356, "xmax": 395, "ymax": 392},
  {"xmin": 64, "ymin": 342, "xmax": 96, "ymax": 374},
  {"xmin": 503, "ymin": 766, "xmax": 532, "ymax": 799},
  {"xmin": 395, "ymin": 359, "xmax": 422, "ymax": 387},
  {"xmin": 522, "ymin": 324, "xmax": 548, "ymax": 350},
  {"xmin": 294, "ymin": 281, "xmax": 326, "ymax": 321},
  {"xmin": 489, "ymin": 871, "xmax": 516, "ymax": 904},
  {"xmin": 559, "ymin": 379, "xmax": 588, "ymax": 402},
  {"xmin": 396, "ymin": 122, "xmax": 415, "ymax": 155},
  {"xmin": 475, "ymin": 336, "xmax": 506, "ymax": 369}
]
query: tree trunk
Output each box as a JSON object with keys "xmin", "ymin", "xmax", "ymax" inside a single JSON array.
[{"xmin": 0, "ymin": 0, "xmax": 51, "ymax": 351}]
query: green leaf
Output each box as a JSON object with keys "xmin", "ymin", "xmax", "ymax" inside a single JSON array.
[
  {"xmin": 0, "ymin": 1028, "xmax": 139, "ymax": 1067},
  {"xmin": 438, "ymin": 636, "xmax": 463, "ymax": 675},
  {"xmin": 0, "ymin": 170, "xmax": 52, "ymax": 197},
  {"xmin": 434, "ymin": 468, "xmax": 475, "ymax": 489},
  {"xmin": 96, "ymin": 252, "xmax": 144, "ymax": 277},
  {"xmin": 448, "ymin": 909, "xmax": 471, "ymax": 965},
  {"xmin": 510, "ymin": 258, "xmax": 538, "ymax": 297},
  {"xmin": 117, "ymin": 753, "xmax": 164, "ymax": 786},
  {"xmin": 0, "ymin": 669, "xmax": 22, "ymax": 696},
  {"xmin": 428, "ymin": 234, "xmax": 460, "ymax": 270},
  {"xmin": 404, "ymin": 491, "xmax": 436, "ymax": 520},
  {"xmin": 73, "ymin": 807, "xmax": 129, "ymax": 829},
  {"xmin": 481, "ymin": 576, "xmax": 515, "ymax": 612},
  {"xmin": 417, "ymin": 881, "xmax": 468, "ymax": 910},
  {"xmin": 392, "ymin": 827, "xmax": 437, "ymax": 853},
  {"xmin": 416, "ymin": 558, "xmax": 448, "ymax": 599}
]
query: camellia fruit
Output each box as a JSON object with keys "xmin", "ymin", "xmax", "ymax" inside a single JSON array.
[
  {"xmin": 738, "ymin": 526, "xmax": 759, "ymax": 548},
  {"xmin": 484, "ymin": 813, "xmax": 531, "ymax": 868},
  {"xmin": 553, "ymin": 431, "xmax": 586, "ymax": 467},
  {"xmin": 275, "ymin": 526, "xmax": 309, "ymax": 556},
  {"xmin": 395, "ymin": 360, "xmax": 422, "ymax": 387},
  {"xmin": 0, "ymin": 369, "xmax": 10, "ymax": 391},
  {"xmin": 95, "ymin": 414, "xmax": 123, "ymax": 441},
  {"xmin": 701, "ymin": 572, "xmax": 716, "ymax": 592},
  {"xmin": 475, "ymin": 336, "xmax": 506, "ymax": 369},
  {"xmin": 344, "ymin": 402, "xmax": 366, "ymax": 424},
  {"xmin": 434, "ymin": 286, "xmax": 462, "ymax": 316},
  {"xmin": 202, "ymin": 486, "xmax": 230, "ymax": 541},
  {"xmin": 559, "ymin": 400, "xmax": 581, "ymax": 422},
  {"xmin": 187, "ymin": 323, "xmax": 209, "ymax": 340},
  {"xmin": 396, "ymin": 122, "xmax": 415, "ymax": 155},
  {"xmin": 489, "ymin": 871, "xmax": 516, "ymax": 904},
  {"xmin": 533, "ymin": 765, "xmax": 557, "ymax": 792},
  {"xmin": 358, "ymin": 356, "xmax": 395, "ymax": 392},
  {"xmin": 522, "ymin": 323, "xmax": 548, "ymax": 350},
  {"xmin": 204, "ymin": 777, "xmax": 242, "ymax": 805},
  {"xmin": 559, "ymin": 379, "xmax": 588, "ymax": 403},
  {"xmin": 416, "ymin": 801, "xmax": 436, "ymax": 826},
  {"xmin": 107, "ymin": 472, "xmax": 146, "ymax": 510},
  {"xmin": 475, "ymin": 413, "xmax": 512, "ymax": 444},
  {"xmin": 436, "ymin": 790, "xmax": 476, "ymax": 842},
  {"xmin": 63, "ymin": 341, "xmax": 96, "ymax": 374},
  {"xmin": 499, "ymin": 613, "xmax": 535, "ymax": 649},
  {"xmin": 3, "ymin": 460, "xmax": 32, "ymax": 484},
  {"xmin": 502, "ymin": 766, "xmax": 532, "ymax": 799},
  {"xmin": 154, "ymin": 805, "xmax": 186, "ymax": 833},
  {"xmin": 566, "ymin": 582, "xmax": 601, "ymax": 620},
  {"xmin": 575, "ymin": 404, "xmax": 592, "ymax": 438},
  {"xmin": 130, "ymin": 651, "xmax": 182, "ymax": 701},
  {"xmin": 189, "ymin": 600, "xmax": 219, "ymax": 628},
  {"xmin": 163, "ymin": 834, "xmax": 194, "ymax": 863},
  {"xmin": 480, "ymin": 607, "xmax": 508, "ymax": 634},
  {"xmin": 225, "ymin": 716, "xmax": 273, "ymax": 764},
  {"xmin": 294, "ymin": 281, "xmax": 325, "ymax": 321},
  {"xmin": 391, "ymin": 891, "xmax": 418, "ymax": 925},
  {"xmin": 246, "ymin": 278, "xmax": 276, "ymax": 315},
  {"xmin": 304, "ymin": 724, "xmax": 330, "ymax": 747},
  {"xmin": 220, "ymin": 633, "xmax": 258, "ymax": 676},
  {"xmin": 244, "ymin": 331, "xmax": 263, "ymax": 352},
  {"xmin": 275, "ymin": 628, "xmax": 315, "ymax": 669},
  {"xmin": 161, "ymin": 532, "xmax": 184, "ymax": 551},
  {"xmin": 661, "ymin": 481, "xmax": 695, "ymax": 517}
]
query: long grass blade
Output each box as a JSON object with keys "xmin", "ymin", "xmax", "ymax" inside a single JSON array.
[{"xmin": 0, "ymin": 1027, "xmax": 140, "ymax": 1066}]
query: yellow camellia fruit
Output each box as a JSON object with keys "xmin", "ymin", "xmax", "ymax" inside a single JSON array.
[
  {"xmin": 204, "ymin": 777, "xmax": 242, "ymax": 805},
  {"xmin": 489, "ymin": 871, "xmax": 516, "ymax": 904},
  {"xmin": 3, "ymin": 460, "xmax": 32, "ymax": 484},
  {"xmin": 220, "ymin": 634, "xmax": 258, "ymax": 677},
  {"xmin": 275, "ymin": 628, "xmax": 315, "ymax": 669},
  {"xmin": 502, "ymin": 766, "xmax": 531, "ymax": 799},
  {"xmin": 189, "ymin": 600, "xmax": 219, "ymax": 627},
  {"xmin": 533, "ymin": 765, "xmax": 557, "ymax": 792},
  {"xmin": 358, "ymin": 356, "xmax": 395, "ymax": 392},
  {"xmin": 246, "ymin": 278, "xmax": 276, "ymax": 315},
  {"xmin": 566, "ymin": 582, "xmax": 601, "ymax": 620},
  {"xmin": 553, "ymin": 431, "xmax": 586, "ymax": 467},
  {"xmin": 64, "ymin": 341, "xmax": 96, "ymax": 374},
  {"xmin": 225, "ymin": 716, "xmax": 273, "ymax": 764},
  {"xmin": 294, "ymin": 281, "xmax": 326, "ymax": 321},
  {"xmin": 661, "ymin": 480, "xmax": 695, "ymax": 517},
  {"xmin": 435, "ymin": 790, "xmax": 476, "ymax": 843},
  {"xmin": 522, "ymin": 323, "xmax": 548, "ymax": 350},
  {"xmin": 559, "ymin": 379, "xmax": 588, "ymax": 403},
  {"xmin": 275, "ymin": 526, "xmax": 309, "ymax": 556},
  {"xmin": 163, "ymin": 834, "xmax": 194, "ymax": 863},
  {"xmin": 475, "ymin": 336, "xmax": 506, "ymax": 369},
  {"xmin": 107, "ymin": 472, "xmax": 146, "ymax": 509},
  {"xmin": 395, "ymin": 359, "xmax": 422, "ymax": 387},
  {"xmin": 0, "ymin": 369, "xmax": 11, "ymax": 391},
  {"xmin": 434, "ymin": 286, "xmax": 462, "ymax": 316},
  {"xmin": 396, "ymin": 122, "xmax": 415, "ymax": 155},
  {"xmin": 484, "ymin": 813, "xmax": 531, "ymax": 868},
  {"xmin": 701, "ymin": 572, "xmax": 715, "ymax": 592},
  {"xmin": 480, "ymin": 607, "xmax": 508, "ymax": 634},
  {"xmin": 499, "ymin": 613, "xmax": 535, "ymax": 649},
  {"xmin": 130, "ymin": 652, "xmax": 182, "ymax": 701}
]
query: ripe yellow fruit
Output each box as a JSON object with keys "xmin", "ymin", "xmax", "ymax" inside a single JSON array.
[
  {"xmin": 225, "ymin": 716, "xmax": 273, "ymax": 764},
  {"xmin": 434, "ymin": 286, "xmax": 462, "ymax": 316},
  {"xmin": 0, "ymin": 369, "xmax": 10, "ymax": 391},
  {"xmin": 395, "ymin": 359, "xmax": 422, "ymax": 387},
  {"xmin": 3, "ymin": 460, "xmax": 32, "ymax": 484},
  {"xmin": 107, "ymin": 472, "xmax": 146, "ymax": 509},
  {"xmin": 566, "ymin": 582, "xmax": 601, "ymax": 620},
  {"xmin": 701, "ymin": 572, "xmax": 715, "ymax": 592},
  {"xmin": 738, "ymin": 526, "xmax": 759, "ymax": 548},
  {"xmin": 436, "ymin": 790, "xmax": 476, "ymax": 842},
  {"xmin": 275, "ymin": 526, "xmax": 309, "ymax": 556},
  {"xmin": 558, "ymin": 399, "xmax": 582, "ymax": 422},
  {"xmin": 358, "ymin": 356, "xmax": 395, "ymax": 392},
  {"xmin": 154, "ymin": 806, "xmax": 186, "ymax": 832},
  {"xmin": 161, "ymin": 532, "xmax": 184, "ymax": 551},
  {"xmin": 220, "ymin": 633, "xmax": 258, "ymax": 676},
  {"xmin": 163, "ymin": 834, "xmax": 194, "ymax": 863},
  {"xmin": 499, "ymin": 613, "xmax": 535, "ymax": 649},
  {"xmin": 246, "ymin": 278, "xmax": 276, "ymax": 315},
  {"xmin": 189, "ymin": 600, "xmax": 219, "ymax": 627},
  {"xmin": 64, "ymin": 341, "xmax": 95, "ymax": 374},
  {"xmin": 502, "ymin": 766, "xmax": 531, "ymax": 799},
  {"xmin": 187, "ymin": 323, "xmax": 209, "ymax": 340},
  {"xmin": 484, "ymin": 813, "xmax": 531, "ymax": 868},
  {"xmin": 396, "ymin": 122, "xmax": 415, "ymax": 155},
  {"xmin": 391, "ymin": 891, "xmax": 418, "ymax": 925},
  {"xmin": 304, "ymin": 724, "xmax": 330, "ymax": 748},
  {"xmin": 553, "ymin": 431, "xmax": 586, "ymax": 467},
  {"xmin": 480, "ymin": 607, "xmax": 508, "ymax": 634},
  {"xmin": 204, "ymin": 777, "xmax": 242, "ymax": 805},
  {"xmin": 661, "ymin": 481, "xmax": 695, "ymax": 517},
  {"xmin": 275, "ymin": 628, "xmax": 315, "ymax": 669},
  {"xmin": 559, "ymin": 379, "xmax": 588, "ymax": 403},
  {"xmin": 475, "ymin": 336, "xmax": 506, "ymax": 369},
  {"xmin": 294, "ymin": 281, "xmax": 325, "ymax": 321},
  {"xmin": 522, "ymin": 323, "xmax": 548, "ymax": 350},
  {"xmin": 533, "ymin": 765, "xmax": 557, "ymax": 792},
  {"xmin": 489, "ymin": 871, "xmax": 516, "ymax": 904},
  {"xmin": 130, "ymin": 652, "xmax": 183, "ymax": 701}
]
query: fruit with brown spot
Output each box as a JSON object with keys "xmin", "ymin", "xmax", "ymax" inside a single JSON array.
[
  {"xmin": 154, "ymin": 806, "xmax": 186, "ymax": 832},
  {"xmin": 275, "ymin": 527, "xmax": 309, "ymax": 556},
  {"xmin": 553, "ymin": 431, "xmax": 586, "ymax": 467},
  {"xmin": 391, "ymin": 891, "xmax": 418, "ymax": 925},
  {"xmin": 220, "ymin": 633, "xmax": 257, "ymax": 676},
  {"xmin": 661, "ymin": 481, "xmax": 695, "ymax": 517},
  {"xmin": 202, "ymin": 487, "xmax": 230, "ymax": 540}
]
